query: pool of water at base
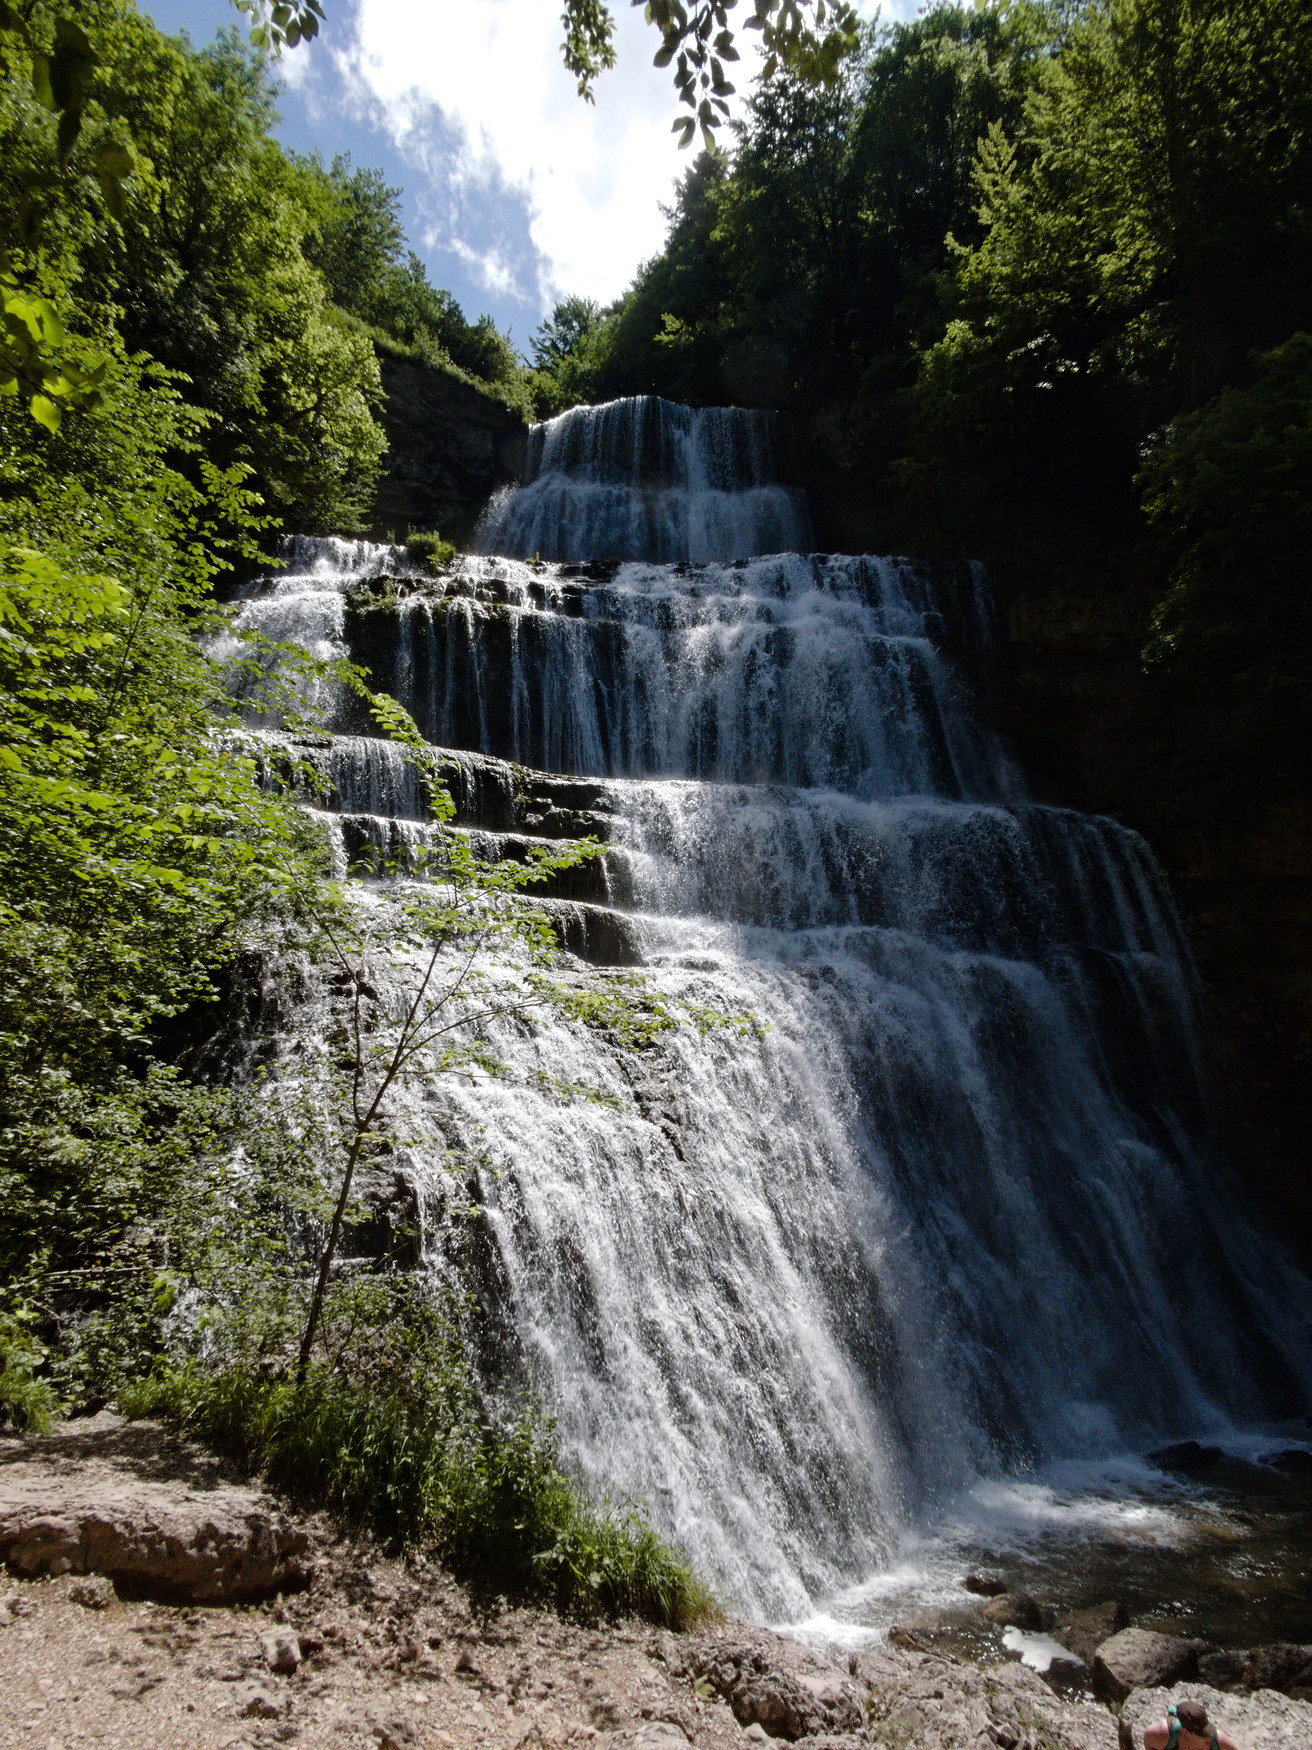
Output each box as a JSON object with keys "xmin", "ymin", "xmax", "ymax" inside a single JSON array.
[{"xmin": 789, "ymin": 1427, "xmax": 1312, "ymax": 1662}]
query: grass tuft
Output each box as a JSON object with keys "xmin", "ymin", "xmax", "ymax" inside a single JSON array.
[{"xmin": 120, "ymin": 1284, "xmax": 713, "ymax": 1629}]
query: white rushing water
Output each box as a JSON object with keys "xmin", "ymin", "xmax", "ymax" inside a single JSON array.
[
  {"xmin": 475, "ymin": 396, "xmax": 811, "ymax": 563},
  {"xmin": 229, "ymin": 398, "xmax": 1312, "ymax": 1623}
]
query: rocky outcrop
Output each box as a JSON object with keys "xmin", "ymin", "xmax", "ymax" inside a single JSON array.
[
  {"xmin": 685, "ymin": 1636, "xmax": 865, "ymax": 1740},
  {"xmin": 0, "ymin": 1475, "xmax": 311, "ymax": 1602},
  {"xmin": 1119, "ymin": 1683, "xmax": 1312, "ymax": 1750},
  {"xmin": 1093, "ymin": 1629, "xmax": 1201, "ymax": 1704},
  {"xmin": 851, "ymin": 1643, "xmax": 1117, "ymax": 1750},
  {"xmin": 369, "ymin": 347, "xmax": 527, "ymax": 545}
]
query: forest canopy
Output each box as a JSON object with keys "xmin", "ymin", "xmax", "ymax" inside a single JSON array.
[{"xmin": 532, "ymin": 0, "xmax": 1311, "ymax": 823}]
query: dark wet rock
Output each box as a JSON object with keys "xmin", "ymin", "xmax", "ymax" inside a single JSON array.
[
  {"xmin": 1120, "ymin": 1683, "xmax": 1312, "ymax": 1750},
  {"xmin": 980, "ymin": 1592, "xmax": 1045, "ymax": 1631},
  {"xmin": 1094, "ymin": 1628, "xmax": 1199, "ymax": 1704},
  {"xmin": 1261, "ymin": 1447, "xmax": 1312, "ymax": 1475},
  {"xmin": 963, "ymin": 1573, "xmax": 1009, "ymax": 1597},
  {"xmin": 1242, "ymin": 1643, "xmax": 1312, "ymax": 1693},
  {"xmin": 1056, "ymin": 1602, "xmax": 1131, "ymax": 1665},
  {"xmin": 1147, "ymin": 1441, "xmax": 1224, "ymax": 1475},
  {"xmin": 1197, "ymin": 1649, "xmax": 1247, "ymax": 1690}
]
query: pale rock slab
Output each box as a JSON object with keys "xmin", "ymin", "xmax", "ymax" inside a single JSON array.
[
  {"xmin": 1119, "ymin": 1682, "xmax": 1312, "ymax": 1750},
  {"xmin": 0, "ymin": 1474, "xmax": 312, "ymax": 1602},
  {"xmin": 852, "ymin": 1643, "xmax": 1117, "ymax": 1750}
]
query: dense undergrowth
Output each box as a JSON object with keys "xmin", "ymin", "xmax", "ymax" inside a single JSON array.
[{"xmin": 122, "ymin": 1281, "xmax": 712, "ymax": 1628}]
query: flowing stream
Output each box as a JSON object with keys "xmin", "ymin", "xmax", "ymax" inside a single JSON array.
[{"xmin": 229, "ymin": 396, "xmax": 1312, "ymax": 1632}]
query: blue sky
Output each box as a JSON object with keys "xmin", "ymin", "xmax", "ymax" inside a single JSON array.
[{"xmin": 143, "ymin": 0, "xmax": 907, "ymax": 354}]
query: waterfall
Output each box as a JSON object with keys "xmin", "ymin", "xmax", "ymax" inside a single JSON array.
[
  {"xmin": 229, "ymin": 400, "xmax": 1312, "ymax": 1623},
  {"xmin": 474, "ymin": 395, "xmax": 812, "ymax": 562}
]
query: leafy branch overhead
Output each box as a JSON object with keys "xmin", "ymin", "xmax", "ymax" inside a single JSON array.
[
  {"xmin": 646, "ymin": 0, "xmax": 859, "ymax": 148},
  {"xmin": 231, "ymin": 0, "xmax": 858, "ymax": 144},
  {"xmin": 0, "ymin": 4, "xmax": 132, "ymax": 428}
]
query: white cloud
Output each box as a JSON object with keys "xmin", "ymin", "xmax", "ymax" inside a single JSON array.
[
  {"xmin": 331, "ymin": 0, "xmax": 691, "ymax": 309},
  {"xmin": 294, "ymin": 0, "xmax": 918, "ymax": 318}
]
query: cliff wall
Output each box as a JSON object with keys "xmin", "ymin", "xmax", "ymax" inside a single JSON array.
[
  {"xmin": 368, "ymin": 347, "xmax": 527, "ymax": 545},
  {"xmin": 995, "ymin": 562, "xmax": 1312, "ymax": 1247}
]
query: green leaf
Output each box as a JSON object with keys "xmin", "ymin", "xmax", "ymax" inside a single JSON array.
[
  {"xmin": 29, "ymin": 394, "xmax": 60, "ymax": 432},
  {"xmin": 29, "ymin": 52, "xmax": 55, "ymax": 111}
]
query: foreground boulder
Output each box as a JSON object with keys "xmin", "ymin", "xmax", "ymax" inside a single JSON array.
[
  {"xmin": 0, "ymin": 1475, "xmax": 312, "ymax": 1602},
  {"xmin": 852, "ymin": 1644, "xmax": 1116, "ymax": 1750},
  {"xmin": 1094, "ymin": 1628, "xmax": 1200, "ymax": 1703},
  {"xmin": 1120, "ymin": 1683, "xmax": 1312, "ymax": 1750},
  {"xmin": 686, "ymin": 1637, "xmax": 864, "ymax": 1740}
]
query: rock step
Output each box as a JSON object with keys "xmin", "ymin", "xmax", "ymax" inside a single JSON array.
[{"xmin": 0, "ymin": 1475, "xmax": 311, "ymax": 1604}]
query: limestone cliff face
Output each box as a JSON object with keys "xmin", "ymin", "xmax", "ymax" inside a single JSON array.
[
  {"xmin": 988, "ymin": 562, "xmax": 1312, "ymax": 1247},
  {"xmin": 799, "ymin": 400, "xmax": 1310, "ymax": 1243},
  {"xmin": 368, "ymin": 349, "xmax": 527, "ymax": 545}
]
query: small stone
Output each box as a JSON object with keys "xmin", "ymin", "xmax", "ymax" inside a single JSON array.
[
  {"xmin": 963, "ymin": 1573, "xmax": 1009, "ymax": 1597},
  {"xmin": 980, "ymin": 1592, "xmax": 1045, "ymax": 1631},
  {"xmin": 236, "ymin": 1683, "xmax": 286, "ymax": 1719},
  {"xmin": 260, "ymin": 1626, "xmax": 302, "ymax": 1674},
  {"xmin": 630, "ymin": 1726, "xmax": 689, "ymax": 1748},
  {"xmin": 742, "ymin": 1727, "xmax": 770, "ymax": 1744},
  {"xmin": 67, "ymin": 1575, "xmax": 115, "ymax": 1611},
  {"xmin": 374, "ymin": 1719, "xmax": 420, "ymax": 1749}
]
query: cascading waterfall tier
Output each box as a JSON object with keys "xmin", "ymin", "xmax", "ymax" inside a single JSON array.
[
  {"xmin": 474, "ymin": 395, "xmax": 811, "ymax": 563},
  {"xmin": 229, "ymin": 405, "xmax": 1312, "ymax": 1623}
]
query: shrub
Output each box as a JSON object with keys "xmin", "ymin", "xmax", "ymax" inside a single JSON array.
[
  {"xmin": 0, "ymin": 1309, "xmax": 63, "ymax": 1433},
  {"xmin": 121, "ymin": 1279, "xmax": 713, "ymax": 1629},
  {"xmin": 404, "ymin": 529, "xmax": 457, "ymax": 574}
]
